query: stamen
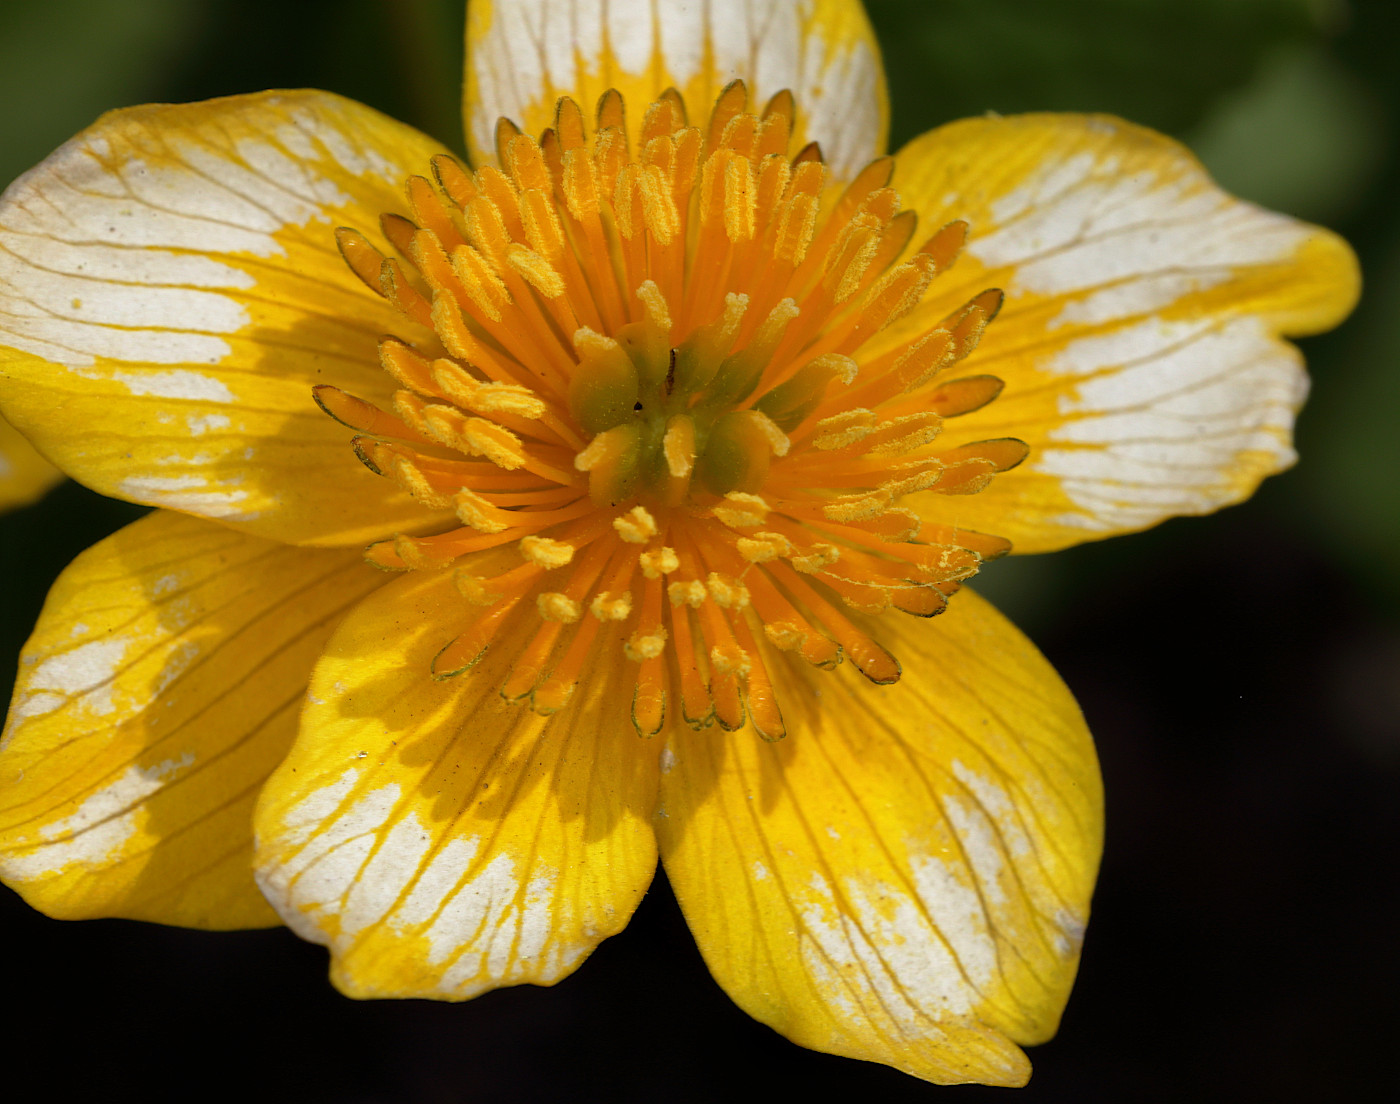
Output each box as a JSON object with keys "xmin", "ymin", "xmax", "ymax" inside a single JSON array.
[
  {"xmin": 323, "ymin": 81, "xmax": 1025, "ymax": 741},
  {"xmin": 520, "ymin": 535, "xmax": 575, "ymax": 568}
]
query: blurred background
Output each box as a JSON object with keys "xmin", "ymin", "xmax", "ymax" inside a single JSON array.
[{"xmin": 1, "ymin": 0, "xmax": 1395, "ymax": 1100}]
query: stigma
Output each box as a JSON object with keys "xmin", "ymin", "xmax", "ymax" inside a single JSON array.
[{"xmin": 318, "ymin": 81, "xmax": 1026, "ymax": 740}]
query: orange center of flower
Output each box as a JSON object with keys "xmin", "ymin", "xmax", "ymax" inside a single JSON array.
[{"xmin": 320, "ymin": 82, "xmax": 1024, "ymax": 739}]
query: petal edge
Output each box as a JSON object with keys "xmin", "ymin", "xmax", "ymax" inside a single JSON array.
[
  {"xmin": 884, "ymin": 113, "xmax": 1360, "ymax": 552},
  {"xmin": 657, "ymin": 588, "xmax": 1102, "ymax": 1086},
  {"xmin": 254, "ymin": 567, "xmax": 661, "ymax": 1000}
]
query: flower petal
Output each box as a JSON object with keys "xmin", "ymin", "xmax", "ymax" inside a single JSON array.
[
  {"xmin": 0, "ymin": 90, "xmax": 455, "ymax": 546},
  {"xmin": 0, "ymin": 510, "xmax": 379, "ymax": 928},
  {"xmin": 253, "ymin": 567, "xmax": 659, "ymax": 1000},
  {"xmin": 464, "ymin": 0, "xmax": 888, "ymax": 182},
  {"xmin": 656, "ymin": 588, "xmax": 1102, "ymax": 1087},
  {"xmin": 0, "ymin": 413, "xmax": 61, "ymax": 510},
  {"xmin": 884, "ymin": 113, "xmax": 1360, "ymax": 552}
]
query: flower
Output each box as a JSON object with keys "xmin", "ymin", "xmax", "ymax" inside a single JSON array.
[{"xmin": 0, "ymin": 0, "xmax": 1357, "ymax": 1088}]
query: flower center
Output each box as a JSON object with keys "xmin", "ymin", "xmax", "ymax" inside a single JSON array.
[{"xmin": 319, "ymin": 81, "xmax": 1024, "ymax": 739}]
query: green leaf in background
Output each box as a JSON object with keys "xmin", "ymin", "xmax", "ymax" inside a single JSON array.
[
  {"xmin": 0, "ymin": 0, "xmax": 205, "ymax": 185},
  {"xmin": 1295, "ymin": 228, "xmax": 1400, "ymax": 608},
  {"xmin": 1189, "ymin": 42, "xmax": 1387, "ymax": 222},
  {"xmin": 867, "ymin": 0, "xmax": 1327, "ymax": 145}
]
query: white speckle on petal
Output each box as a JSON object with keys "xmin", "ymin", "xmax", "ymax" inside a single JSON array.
[
  {"xmin": 339, "ymin": 812, "xmax": 433, "ymax": 937},
  {"xmin": 432, "ymin": 857, "xmax": 569, "ymax": 995},
  {"xmin": 15, "ymin": 635, "xmax": 133, "ymax": 720},
  {"xmin": 264, "ymin": 779, "xmax": 396, "ymax": 944},
  {"xmin": 107, "ymin": 370, "xmax": 235, "ymax": 403},
  {"xmin": 0, "ymin": 754, "xmax": 193, "ymax": 880},
  {"xmin": 1052, "ymin": 907, "xmax": 1087, "ymax": 958},
  {"xmin": 797, "ymin": 858, "xmax": 998, "ymax": 1031},
  {"xmin": 187, "ymin": 413, "xmax": 231, "ymax": 435},
  {"xmin": 395, "ymin": 835, "xmax": 481, "ymax": 931},
  {"xmin": 117, "ymin": 476, "xmax": 253, "ymax": 518}
]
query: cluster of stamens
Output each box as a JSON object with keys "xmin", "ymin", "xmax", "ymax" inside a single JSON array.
[{"xmin": 321, "ymin": 81, "xmax": 1025, "ymax": 739}]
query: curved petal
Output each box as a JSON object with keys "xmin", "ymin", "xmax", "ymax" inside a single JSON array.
[
  {"xmin": 656, "ymin": 588, "xmax": 1102, "ymax": 1087},
  {"xmin": 464, "ymin": 0, "xmax": 888, "ymax": 182},
  {"xmin": 0, "ymin": 413, "xmax": 62, "ymax": 510},
  {"xmin": 253, "ymin": 567, "xmax": 659, "ymax": 1000},
  {"xmin": 882, "ymin": 113, "xmax": 1360, "ymax": 553},
  {"xmin": 0, "ymin": 90, "xmax": 455, "ymax": 546},
  {"xmin": 0, "ymin": 510, "xmax": 380, "ymax": 929}
]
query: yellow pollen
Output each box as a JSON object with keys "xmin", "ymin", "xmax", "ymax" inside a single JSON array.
[
  {"xmin": 325, "ymin": 81, "xmax": 1022, "ymax": 733},
  {"xmin": 625, "ymin": 627, "xmax": 669, "ymax": 662},
  {"xmin": 573, "ymin": 430, "xmax": 616, "ymax": 471},
  {"xmin": 763, "ymin": 621, "xmax": 808, "ymax": 651},
  {"xmin": 453, "ymin": 489, "xmax": 510, "ymax": 533},
  {"xmin": 735, "ymin": 532, "xmax": 793, "ymax": 563},
  {"xmin": 812, "ymin": 408, "xmax": 876, "ymax": 449},
  {"xmin": 662, "ymin": 416, "xmax": 696, "ymax": 479},
  {"xmin": 640, "ymin": 546, "xmax": 680, "ymax": 578},
  {"xmin": 506, "ymin": 245, "xmax": 566, "ymax": 298},
  {"xmin": 636, "ymin": 279, "xmax": 672, "ymax": 330},
  {"xmin": 520, "ymin": 535, "xmax": 575, "ymax": 568},
  {"xmin": 668, "ymin": 580, "xmax": 707, "ymax": 608},
  {"xmin": 712, "ymin": 492, "xmax": 770, "ymax": 527},
  {"xmin": 706, "ymin": 573, "xmax": 751, "ymax": 610},
  {"xmin": 613, "ymin": 505, "xmax": 658, "ymax": 543},
  {"xmin": 590, "ymin": 591, "xmax": 634, "ymax": 621},
  {"xmin": 710, "ymin": 642, "xmax": 752, "ymax": 679},
  {"xmin": 538, "ymin": 592, "xmax": 583, "ymax": 623},
  {"xmin": 791, "ymin": 543, "xmax": 842, "ymax": 573},
  {"xmin": 455, "ymin": 574, "xmax": 503, "ymax": 606}
]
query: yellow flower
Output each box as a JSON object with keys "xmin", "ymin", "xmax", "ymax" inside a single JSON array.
[{"xmin": 0, "ymin": 0, "xmax": 1357, "ymax": 1088}]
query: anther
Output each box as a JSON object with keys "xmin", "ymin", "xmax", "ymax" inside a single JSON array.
[
  {"xmin": 537, "ymin": 592, "xmax": 582, "ymax": 623},
  {"xmin": 453, "ymin": 489, "xmax": 510, "ymax": 534},
  {"xmin": 639, "ymin": 547, "xmax": 680, "ymax": 578},
  {"xmin": 735, "ymin": 532, "xmax": 793, "ymax": 563},
  {"xmin": 455, "ymin": 574, "xmax": 503, "ymax": 605},
  {"xmin": 613, "ymin": 505, "xmax": 658, "ymax": 543},
  {"xmin": 520, "ymin": 535, "xmax": 575, "ymax": 568},
  {"xmin": 790, "ymin": 543, "xmax": 841, "ymax": 573},
  {"xmin": 706, "ymin": 573, "xmax": 751, "ymax": 610},
  {"xmin": 325, "ymin": 83, "xmax": 1025, "ymax": 734},
  {"xmin": 590, "ymin": 591, "xmax": 634, "ymax": 621},
  {"xmin": 667, "ymin": 580, "xmax": 707, "ymax": 608},
  {"xmin": 712, "ymin": 492, "xmax": 770, "ymax": 528},
  {"xmin": 709, "ymin": 642, "xmax": 752, "ymax": 679},
  {"xmin": 624, "ymin": 627, "xmax": 668, "ymax": 662}
]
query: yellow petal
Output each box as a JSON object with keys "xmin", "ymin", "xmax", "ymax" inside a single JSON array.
[
  {"xmin": 464, "ymin": 0, "xmax": 888, "ymax": 182},
  {"xmin": 883, "ymin": 113, "xmax": 1361, "ymax": 553},
  {"xmin": 656, "ymin": 588, "xmax": 1102, "ymax": 1087},
  {"xmin": 0, "ymin": 413, "xmax": 62, "ymax": 510},
  {"xmin": 0, "ymin": 510, "xmax": 379, "ymax": 928},
  {"xmin": 0, "ymin": 90, "xmax": 455, "ymax": 546},
  {"xmin": 253, "ymin": 567, "xmax": 659, "ymax": 1000}
]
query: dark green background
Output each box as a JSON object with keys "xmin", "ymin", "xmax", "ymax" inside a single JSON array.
[{"xmin": 2, "ymin": 1, "xmax": 1396, "ymax": 1100}]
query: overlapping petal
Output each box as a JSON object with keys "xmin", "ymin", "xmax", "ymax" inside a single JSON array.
[
  {"xmin": 0, "ymin": 413, "xmax": 61, "ymax": 510},
  {"xmin": 882, "ymin": 114, "xmax": 1360, "ymax": 552},
  {"xmin": 657, "ymin": 588, "xmax": 1102, "ymax": 1086},
  {"xmin": 0, "ymin": 90, "xmax": 455, "ymax": 546},
  {"xmin": 253, "ymin": 566, "xmax": 660, "ymax": 1000},
  {"xmin": 465, "ymin": 0, "xmax": 887, "ymax": 182},
  {"xmin": 0, "ymin": 509, "xmax": 379, "ymax": 928}
]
